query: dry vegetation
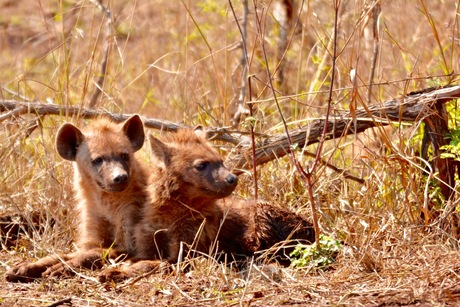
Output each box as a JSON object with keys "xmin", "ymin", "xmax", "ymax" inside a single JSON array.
[{"xmin": 1, "ymin": 0, "xmax": 460, "ymax": 305}]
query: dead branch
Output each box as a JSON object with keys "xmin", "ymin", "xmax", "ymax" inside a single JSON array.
[
  {"xmin": 0, "ymin": 100, "xmax": 182, "ymax": 131},
  {"xmin": 2, "ymin": 85, "xmax": 460, "ymax": 177},
  {"xmin": 0, "ymin": 99, "xmax": 244, "ymax": 145},
  {"xmin": 225, "ymin": 85, "xmax": 460, "ymax": 172}
]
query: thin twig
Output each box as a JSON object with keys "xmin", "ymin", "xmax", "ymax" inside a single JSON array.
[
  {"xmin": 171, "ymin": 281, "xmax": 196, "ymax": 301},
  {"xmin": 302, "ymin": 151, "xmax": 365, "ymax": 184},
  {"xmin": 306, "ymin": 0, "xmax": 341, "ymax": 243},
  {"xmin": 180, "ymin": 0, "xmax": 224, "ymax": 103},
  {"xmin": 247, "ymin": 87, "xmax": 259, "ymax": 198},
  {"xmin": 228, "ymin": 0, "xmax": 259, "ymax": 198},
  {"xmin": 229, "ymin": 0, "xmax": 250, "ymax": 127},
  {"xmin": 418, "ymin": 0, "xmax": 450, "ymax": 77},
  {"xmin": 367, "ymin": 0, "xmax": 381, "ymax": 104},
  {"xmin": 0, "ymin": 86, "xmax": 31, "ymax": 101},
  {"xmin": 252, "ymin": 0, "xmax": 321, "ymax": 241},
  {"xmin": 88, "ymin": 0, "xmax": 112, "ymax": 108},
  {"xmin": 310, "ymin": 0, "xmax": 340, "ymax": 173}
]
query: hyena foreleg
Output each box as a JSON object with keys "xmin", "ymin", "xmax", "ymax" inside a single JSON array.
[{"xmin": 6, "ymin": 248, "xmax": 109, "ymax": 282}]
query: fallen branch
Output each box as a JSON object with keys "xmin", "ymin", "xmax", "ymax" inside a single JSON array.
[
  {"xmin": 225, "ymin": 85, "xmax": 460, "ymax": 172},
  {"xmin": 0, "ymin": 100, "xmax": 242, "ymax": 144},
  {"xmin": 2, "ymin": 85, "xmax": 460, "ymax": 175}
]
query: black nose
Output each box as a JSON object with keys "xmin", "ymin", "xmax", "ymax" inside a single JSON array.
[
  {"xmin": 113, "ymin": 174, "xmax": 128, "ymax": 185},
  {"xmin": 225, "ymin": 173, "xmax": 238, "ymax": 186}
]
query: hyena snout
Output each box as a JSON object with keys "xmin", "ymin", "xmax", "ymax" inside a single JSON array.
[
  {"xmin": 104, "ymin": 163, "xmax": 130, "ymax": 192},
  {"xmin": 113, "ymin": 173, "xmax": 128, "ymax": 185},
  {"xmin": 214, "ymin": 170, "xmax": 238, "ymax": 197},
  {"xmin": 224, "ymin": 173, "xmax": 238, "ymax": 186}
]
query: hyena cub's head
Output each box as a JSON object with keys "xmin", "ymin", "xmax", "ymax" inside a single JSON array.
[
  {"xmin": 56, "ymin": 115, "xmax": 145, "ymax": 192},
  {"xmin": 149, "ymin": 128, "xmax": 238, "ymax": 202}
]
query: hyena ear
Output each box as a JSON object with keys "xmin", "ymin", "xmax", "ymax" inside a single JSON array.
[
  {"xmin": 193, "ymin": 125, "xmax": 209, "ymax": 140},
  {"xmin": 56, "ymin": 123, "xmax": 85, "ymax": 161},
  {"xmin": 122, "ymin": 115, "xmax": 145, "ymax": 152},
  {"xmin": 148, "ymin": 134, "xmax": 170, "ymax": 167}
]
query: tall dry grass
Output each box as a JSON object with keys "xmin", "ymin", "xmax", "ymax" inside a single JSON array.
[{"xmin": 1, "ymin": 0, "xmax": 460, "ymax": 305}]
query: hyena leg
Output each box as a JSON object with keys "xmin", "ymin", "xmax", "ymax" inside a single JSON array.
[
  {"xmin": 5, "ymin": 253, "xmax": 71, "ymax": 282},
  {"xmin": 98, "ymin": 259, "xmax": 170, "ymax": 283},
  {"xmin": 43, "ymin": 248, "xmax": 107, "ymax": 278}
]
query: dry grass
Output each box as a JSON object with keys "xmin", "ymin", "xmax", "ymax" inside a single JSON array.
[{"xmin": 1, "ymin": 0, "xmax": 460, "ymax": 305}]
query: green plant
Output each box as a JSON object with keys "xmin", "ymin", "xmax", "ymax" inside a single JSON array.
[
  {"xmin": 440, "ymin": 137, "xmax": 460, "ymax": 161},
  {"xmin": 289, "ymin": 234, "xmax": 341, "ymax": 269}
]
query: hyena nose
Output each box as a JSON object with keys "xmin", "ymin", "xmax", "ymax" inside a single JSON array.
[
  {"xmin": 113, "ymin": 173, "xmax": 128, "ymax": 185},
  {"xmin": 225, "ymin": 173, "xmax": 238, "ymax": 186}
]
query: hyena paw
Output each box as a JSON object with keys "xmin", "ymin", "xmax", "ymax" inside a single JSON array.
[
  {"xmin": 42, "ymin": 263, "xmax": 75, "ymax": 278},
  {"xmin": 98, "ymin": 268, "xmax": 132, "ymax": 283},
  {"xmin": 5, "ymin": 262, "xmax": 46, "ymax": 283}
]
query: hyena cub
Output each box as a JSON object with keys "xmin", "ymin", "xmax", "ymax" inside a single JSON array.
[
  {"xmin": 99, "ymin": 128, "xmax": 314, "ymax": 282},
  {"xmin": 6, "ymin": 115, "xmax": 148, "ymax": 282}
]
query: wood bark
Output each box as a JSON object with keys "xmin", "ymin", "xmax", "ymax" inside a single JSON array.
[
  {"xmin": 225, "ymin": 86, "xmax": 460, "ymax": 173},
  {"xmin": 422, "ymin": 100, "xmax": 457, "ymax": 199}
]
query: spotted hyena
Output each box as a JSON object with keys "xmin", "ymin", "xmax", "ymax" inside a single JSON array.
[
  {"xmin": 99, "ymin": 128, "xmax": 314, "ymax": 282},
  {"xmin": 6, "ymin": 115, "xmax": 148, "ymax": 282}
]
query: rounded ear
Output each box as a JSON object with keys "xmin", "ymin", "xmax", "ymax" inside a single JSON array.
[
  {"xmin": 55, "ymin": 123, "xmax": 84, "ymax": 161},
  {"xmin": 148, "ymin": 134, "xmax": 170, "ymax": 167},
  {"xmin": 193, "ymin": 125, "xmax": 208, "ymax": 140},
  {"xmin": 122, "ymin": 115, "xmax": 145, "ymax": 152}
]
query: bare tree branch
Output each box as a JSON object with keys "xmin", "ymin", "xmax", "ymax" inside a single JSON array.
[
  {"xmin": 2, "ymin": 85, "xmax": 460, "ymax": 177},
  {"xmin": 225, "ymin": 85, "xmax": 460, "ymax": 172},
  {"xmin": 0, "ymin": 100, "xmax": 181, "ymax": 130},
  {"xmin": 0, "ymin": 99, "xmax": 245, "ymax": 145}
]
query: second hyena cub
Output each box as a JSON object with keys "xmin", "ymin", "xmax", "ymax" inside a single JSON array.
[
  {"xmin": 6, "ymin": 115, "xmax": 148, "ymax": 282},
  {"xmin": 99, "ymin": 128, "xmax": 314, "ymax": 282}
]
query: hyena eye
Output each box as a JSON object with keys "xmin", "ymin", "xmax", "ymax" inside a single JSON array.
[
  {"xmin": 92, "ymin": 157, "xmax": 103, "ymax": 166},
  {"xmin": 120, "ymin": 153, "xmax": 130, "ymax": 161},
  {"xmin": 194, "ymin": 162, "xmax": 208, "ymax": 171}
]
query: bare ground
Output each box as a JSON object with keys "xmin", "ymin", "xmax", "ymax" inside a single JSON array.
[{"xmin": 2, "ymin": 236, "xmax": 460, "ymax": 306}]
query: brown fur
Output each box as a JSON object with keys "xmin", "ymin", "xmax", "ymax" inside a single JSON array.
[
  {"xmin": 99, "ymin": 129, "xmax": 314, "ymax": 282},
  {"xmin": 217, "ymin": 199, "xmax": 315, "ymax": 264},
  {"xmin": 6, "ymin": 115, "xmax": 148, "ymax": 282}
]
